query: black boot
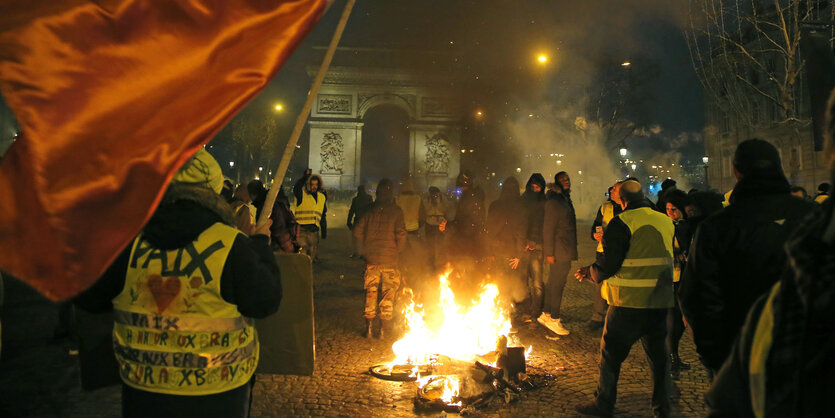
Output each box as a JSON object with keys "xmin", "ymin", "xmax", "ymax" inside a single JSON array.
[
  {"xmin": 379, "ymin": 320, "xmax": 391, "ymax": 340},
  {"xmin": 672, "ymin": 353, "xmax": 690, "ymax": 370},
  {"xmin": 669, "ymin": 354, "xmax": 681, "ymax": 379},
  {"xmin": 364, "ymin": 318, "xmax": 373, "ymax": 338}
]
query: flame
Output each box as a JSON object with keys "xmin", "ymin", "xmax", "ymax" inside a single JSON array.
[{"xmin": 390, "ymin": 269, "xmax": 512, "ymax": 367}]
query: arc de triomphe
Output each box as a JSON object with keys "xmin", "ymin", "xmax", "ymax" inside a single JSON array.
[{"xmin": 307, "ymin": 53, "xmax": 462, "ymax": 191}]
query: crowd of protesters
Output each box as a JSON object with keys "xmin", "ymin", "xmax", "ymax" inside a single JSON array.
[
  {"xmin": 23, "ymin": 95, "xmax": 831, "ymax": 417},
  {"xmin": 344, "ymin": 126, "xmax": 833, "ymax": 417}
]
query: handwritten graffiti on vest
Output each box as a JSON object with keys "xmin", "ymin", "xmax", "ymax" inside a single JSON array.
[{"xmin": 112, "ymin": 223, "xmax": 258, "ymax": 395}]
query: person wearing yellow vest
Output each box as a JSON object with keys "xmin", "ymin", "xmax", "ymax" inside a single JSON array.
[
  {"xmin": 396, "ymin": 178, "xmax": 426, "ymax": 235},
  {"xmin": 74, "ymin": 149, "xmax": 281, "ymax": 418},
  {"xmin": 292, "ymin": 174, "xmax": 327, "ymax": 262},
  {"xmin": 574, "ymin": 179, "xmax": 675, "ymax": 418},
  {"xmin": 588, "ymin": 182, "xmax": 623, "ymax": 330}
]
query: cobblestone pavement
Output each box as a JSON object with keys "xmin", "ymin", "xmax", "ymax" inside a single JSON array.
[{"xmin": 0, "ymin": 203, "xmax": 711, "ymax": 417}]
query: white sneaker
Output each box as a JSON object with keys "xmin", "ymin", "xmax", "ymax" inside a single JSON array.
[
  {"xmin": 551, "ymin": 318, "xmax": 570, "ymax": 336},
  {"xmin": 536, "ymin": 313, "xmax": 550, "ymax": 328}
]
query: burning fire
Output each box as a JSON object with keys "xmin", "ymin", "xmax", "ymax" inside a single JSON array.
[
  {"xmin": 389, "ymin": 269, "xmax": 513, "ymax": 367},
  {"xmin": 386, "ymin": 268, "xmax": 531, "ymax": 408}
]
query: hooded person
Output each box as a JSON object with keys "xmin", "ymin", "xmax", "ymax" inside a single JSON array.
[
  {"xmin": 486, "ymin": 177, "xmax": 527, "ymax": 313},
  {"xmin": 353, "ymin": 178, "xmax": 407, "ymax": 339},
  {"xmin": 679, "ymin": 138, "xmax": 816, "ymax": 377},
  {"xmin": 521, "ymin": 173, "xmax": 547, "ymax": 323},
  {"xmin": 74, "ymin": 148, "xmax": 281, "ymax": 418},
  {"xmin": 441, "ymin": 172, "xmax": 486, "ymax": 262},
  {"xmin": 541, "ymin": 171, "xmax": 577, "ymax": 336},
  {"xmin": 662, "ymin": 188, "xmax": 693, "ymax": 377},
  {"xmin": 291, "ymin": 173, "xmax": 327, "ymax": 261}
]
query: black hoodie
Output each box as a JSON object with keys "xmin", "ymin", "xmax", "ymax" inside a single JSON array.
[{"xmin": 522, "ymin": 173, "xmax": 547, "ymax": 246}]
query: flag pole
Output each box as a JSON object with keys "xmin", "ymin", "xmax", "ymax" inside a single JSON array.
[{"xmin": 258, "ymin": 0, "xmax": 355, "ymax": 227}]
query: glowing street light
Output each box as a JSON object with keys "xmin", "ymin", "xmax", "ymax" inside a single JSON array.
[
  {"xmin": 515, "ymin": 167, "xmax": 522, "ymax": 173},
  {"xmin": 229, "ymin": 161, "xmax": 235, "ymax": 168},
  {"xmin": 274, "ymin": 103, "xmax": 283, "ymax": 111},
  {"xmin": 621, "ymin": 61, "xmax": 631, "ymax": 67},
  {"xmin": 475, "ymin": 110, "xmax": 484, "ymax": 118},
  {"xmin": 702, "ymin": 156, "xmax": 709, "ymax": 164},
  {"xmin": 537, "ymin": 54, "xmax": 548, "ymax": 63},
  {"xmin": 619, "ymin": 147, "xmax": 628, "ymax": 157},
  {"xmin": 631, "ymin": 164, "xmax": 637, "ymax": 170}
]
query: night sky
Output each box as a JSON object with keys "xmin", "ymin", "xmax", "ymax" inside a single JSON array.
[{"xmin": 237, "ymin": 0, "xmax": 705, "ymax": 180}]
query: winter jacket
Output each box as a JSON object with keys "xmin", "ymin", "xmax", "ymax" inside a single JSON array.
[
  {"xmin": 522, "ymin": 173, "xmax": 547, "ymax": 246},
  {"xmin": 448, "ymin": 187, "xmax": 486, "ymax": 259},
  {"xmin": 347, "ymin": 192, "xmax": 374, "ymax": 229},
  {"xmin": 486, "ymin": 179, "xmax": 526, "ymax": 258},
  {"xmin": 706, "ymin": 201, "xmax": 831, "ymax": 417},
  {"xmin": 73, "ymin": 185, "xmax": 282, "ymax": 319},
  {"xmin": 353, "ymin": 201, "xmax": 407, "ymax": 265},
  {"xmin": 269, "ymin": 191, "xmax": 298, "ymax": 253},
  {"xmin": 678, "ymin": 176, "xmax": 816, "ymax": 371},
  {"xmin": 543, "ymin": 191, "xmax": 578, "ymax": 261}
]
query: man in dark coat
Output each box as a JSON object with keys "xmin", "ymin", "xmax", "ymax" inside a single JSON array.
[
  {"xmin": 521, "ymin": 173, "xmax": 547, "ymax": 323},
  {"xmin": 441, "ymin": 172, "xmax": 486, "ymax": 262},
  {"xmin": 486, "ymin": 177, "xmax": 527, "ymax": 312},
  {"xmin": 679, "ymin": 138, "xmax": 816, "ymax": 377},
  {"xmin": 705, "ymin": 90, "xmax": 835, "ymax": 417},
  {"xmin": 347, "ymin": 185, "xmax": 374, "ymax": 258},
  {"xmin": 541, "ymin": 171, "xmax": 577, "ymax": 335}
]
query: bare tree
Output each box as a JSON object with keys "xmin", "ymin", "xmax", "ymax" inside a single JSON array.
[
  {"xmin": 685, "ymin": 0, "xmax": 833, "ymax": 126},
  {"xmin": 586, "ymin": 57, "xmax": 659, "ymax": 152},
  {"xmin": 229, "ymin": 112, "xmax": 279, "ymax": 180}
]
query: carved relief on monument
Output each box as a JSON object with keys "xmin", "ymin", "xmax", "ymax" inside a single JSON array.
[
  {"xmin": 424, "ymin": 133, "xmax": 450, "ymax": 174},
  {"xmin": 320, "ymin": 132, "xmax": 345, "ymax": 174},
  {"xmin": 421, "ymin": 97, "xmax": 453, "ymax": 117},
  {"xmin": 317, "ymin": 94, "xmax": 352, "ymax": 114}
]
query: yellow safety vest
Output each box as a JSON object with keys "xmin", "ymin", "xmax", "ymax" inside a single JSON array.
[
  {"xmin": 673, "ymin": 236, "xmax": 682, "ymax": 283},
  {"xmin": 397, "ymin": 193, "xmax": 422, "ymax": 232},
  {"xmin": 112, "ymin": 223, "xmax": 258, "ymax": 395},
  {"xmin": 425, "ymin": 199, "xmax": 446, "ymax": 226},
  {"xmin": 601, "ymin": 207, "xmax": 675, "ymax": 309},
  {"xmin": 596, "ymin": 201, "xmax": 616, "ymax": 253},
  {"xmin": 749, "ymin": 281, "xmax": 780, "ymax": 418},
  {"xmin": 815, "ymin": 194, "xmax": 829, "ymax": 204},
  {"xmin": 293, "ymin": 192, "xmax": 326, "ymax": 228}
]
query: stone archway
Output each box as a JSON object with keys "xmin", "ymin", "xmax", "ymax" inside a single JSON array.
[{"xmin": 307, "ymin": 51, "xmax": 463, "ymax": 191}]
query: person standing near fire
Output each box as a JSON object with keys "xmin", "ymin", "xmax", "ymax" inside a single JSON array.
[
  {"xmin": 588, "ymin": 181, "xmax": 623, "ymax": 330},
  {"xmin": 541, "ymin": 171, "xmax": 577, "ymax": 336},
  {"xmin": 440, "ymin": 173, "xmax": 486, "ymax": 268},
  {"xmin": 353, "ymin": 178, "xmax": 407, "ymax": 339},
  {"xmin": 424, "ymin": 186, "xmax": 449, "ymax": 271},
  {"xmin": 574, "ymin": 179, "xmax": 675, "ymax": 418},
  {"xmin": 521, "ymin": 173, "xmax": 547, "ymax": 325}
]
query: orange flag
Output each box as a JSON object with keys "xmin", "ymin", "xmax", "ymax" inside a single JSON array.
[{"xmin": 0, "ymin": 0, "xmax": 326, "ymax": 300}]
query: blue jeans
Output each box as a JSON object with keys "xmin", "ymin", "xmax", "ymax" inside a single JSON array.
[{"xmin": 524, "ymin": 250, "xmax": 544, "ymax": 318}]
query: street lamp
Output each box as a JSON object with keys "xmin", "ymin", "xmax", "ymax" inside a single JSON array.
[
  {"xmin": 229, "ymin": 161, "xmax": 235, "ymax": 168},
  {"xmin": 274, "ymin": 104, "xmax": 283, "ymax": 112},
  {"xmin": 475, "ymin": 110, "xmax": 484, "ymax": 118},
  {"xmin": 537, "ymin": 54, "xmax": 548, "ymax": 64},
  {"xmin": 631, "ymin": 163, "xmax": 637, "ymax": 171},
  {"xmin": 619, "ymin": 147, "xmax": 628, "ymax": 157},
  {"xmin": 702, "ymin": 156, "xmax": 710, "ymax": 188},
  {"xmin": 621, "ymin": 61, "xmax": 631, "ymax": 67}
]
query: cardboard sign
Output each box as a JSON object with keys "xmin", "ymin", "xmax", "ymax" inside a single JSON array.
[{"xmin": 255, "ymin": 252, "xmax": 315, "ymax": 376}]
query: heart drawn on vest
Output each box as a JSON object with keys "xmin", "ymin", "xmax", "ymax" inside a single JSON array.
[{"xmin": 147, "ymin": 274, "xmax": 181, "ymax": 313}]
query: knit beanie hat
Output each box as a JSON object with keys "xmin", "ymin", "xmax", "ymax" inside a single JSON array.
[
  {"xmin": 733, "ymin": 139, "xmax": 784, "ymax": 179},
  {"xmin": 172, "ymin": 148, "xmax": 224, "ymax": 194}
]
